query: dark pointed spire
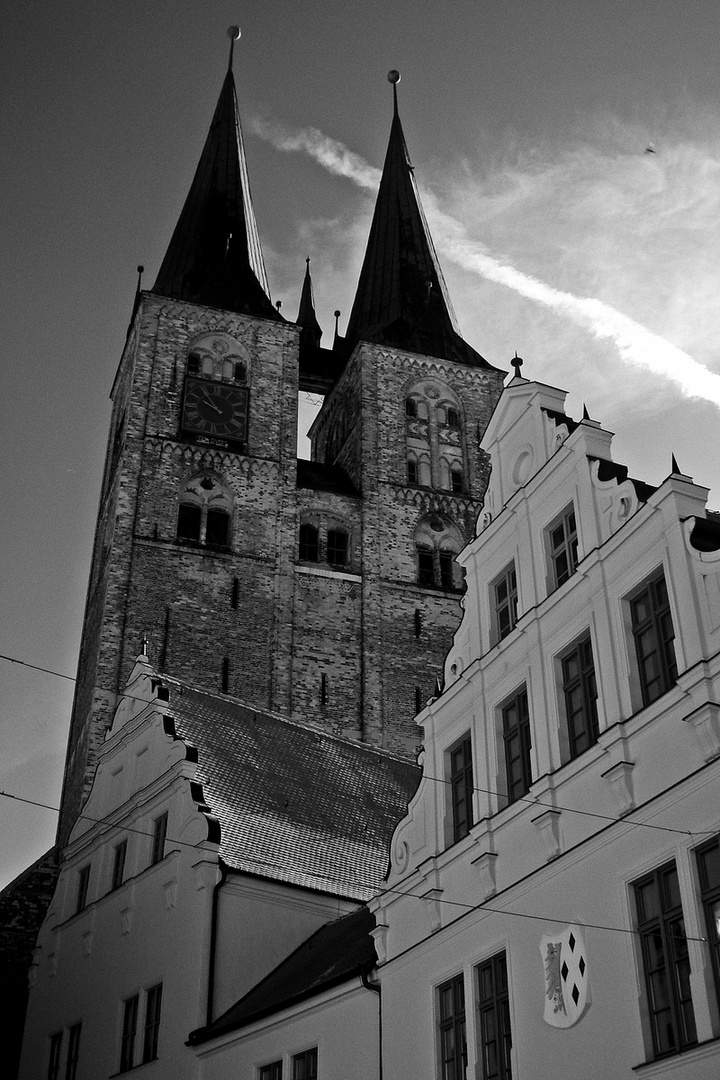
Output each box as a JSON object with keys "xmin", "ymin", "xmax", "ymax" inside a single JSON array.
[
  {"xmin": 296, "ymin": 258, "xmax": 322, "ymax": 348},
  {"xmin": 345, "ymin": 71, "xmax": 491, "ymax": 367},
  {"xmin": 152, "ymin": 28, "xmax": 281, "ymax": 321},
  {"xmin": 671, "ymin": 453, "xmax": 681, "ymax": 474}
]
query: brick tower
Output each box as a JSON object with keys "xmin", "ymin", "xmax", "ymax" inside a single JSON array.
[{"xmin": 57, "ymin": 55, "xmax": 504, "ymax": 843}]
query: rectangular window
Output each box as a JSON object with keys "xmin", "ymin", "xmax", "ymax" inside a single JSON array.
[
  {"xmin": 502, "ymin": 690, "xmax": 532, "ymax": 804},
  {"xmin": 65, "ymin": 1023, "xmax": 81, "ymax": 1080},
  {"xmin": 259, "ymin": 1063, "xmax": 283, "ymax": 1080},
  {"xmin": 177, "ymin": 502, "xmax": 201, "ymax": 542},
  {"xmin": 48, "ymin": 1032, "xmax": 63, "ymax": 1080},
  {"xmin": 696, "ymin": 834, "xmax": 720, "ymax": 1007},
  {"xmin": 547, "ymin": 505, "xmax": 578, "ymax": 590},
  {"xmin": 439, "ymin": 549, "xmax": 455, "ymax": 590},
  {"xmin": 142, "ymin": 983, "xmax": 163, "ymax": 1063},
  {"xmin": 120, "ymin": 995, "xmax": 139, "ymax": 1072},
  {"xmin": 111, "ymin": 840, "xmax": 127, "ymax": 891},
  {"xmin": 634, "ymin": 862, "xmax": 696, "ymax": 1058},
  {"xmin": 292, "ymin": 1048, "xmax": 318, "ymax": 1080},
  {"xmin": 418, "ymin": 546, "xmax": 435, "ymax": 586},
  {"xmin": 327, "ymin": 528, "xmax": 348, "ymax": 566},
  {"xmin": 206, "ymin": 508, "xmax": 230, "ymax": 546},
  {"xmin": 630, "ymin": 572, "xmax": 677, "ymax": 706},
  {"xmin": 449, "ymin": 737, "xmax": 474, "ymax": 843},
  {"xmin": 561, "ymin": 635, "xmax": 599, "ymax": 759},
  {"xmin": 75, "ymin": 865, "xmax": 90, "ymax": 914},
  {"xmin": 493, "ymin": 564, "xmax": 518, "ymax": 642},
  {"xmin": 151, "ymin": 812, "xmax": 168, "ymax": 865},
  {"xmin": 438, "ymin": 974, "xmax": 467, "ymax": 1080},
  {"xmin": 299, "ymin": 523, "xmax": 319, "ymax": 562},
  {"xmin": 408, "ymin": 459, "xmax": 419, "ymax": 484},
  {"xmin": 477, "ymin": 953, "xmax": 512, "ymax": 1080}
]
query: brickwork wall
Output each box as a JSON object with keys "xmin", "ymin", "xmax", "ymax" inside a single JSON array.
[{"xmin": 59, "ymin": 291, "xmax": 504, "ymax": 837}]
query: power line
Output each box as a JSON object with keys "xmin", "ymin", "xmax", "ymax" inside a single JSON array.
[
  {"xmin": 0, "ymin": 649, "xmax": 716, "ymax": 844},
  {"xmin": 0, "ymin": 789, "xmax": 710, "ymax": 944}
]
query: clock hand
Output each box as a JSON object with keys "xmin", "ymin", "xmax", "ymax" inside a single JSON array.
[{"xmin": 201, "ymin": 392, "xmax": 223, "ymax": 415}]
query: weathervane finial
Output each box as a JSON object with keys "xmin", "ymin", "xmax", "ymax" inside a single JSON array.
[
  {"xmin": 227, "ymin": 25, "xmax": 241, "ymax": 71},
  {"xmin": 388, "ymin": 69, "xmax": 401, "ymax": 115},
  {"xmin": 510, "ymin": 351, "xmax": 524, "ymax": 380}
]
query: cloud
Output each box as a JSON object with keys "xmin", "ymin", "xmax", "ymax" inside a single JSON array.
[{"xmin": 253, "ymin": 114, "xmax": 720, "ymax": 408}]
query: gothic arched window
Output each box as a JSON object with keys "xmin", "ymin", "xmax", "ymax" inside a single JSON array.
[
  {"xmin": 298, "ymin": 516, "xmax": 353, "ymax": 571},
  {"xmin": 414, "ymin": 514, "xmax": 464, "ymax": 591},
  {"xmin": 176, "ymin": 474, "xmax": 234, "ymax": 550}
]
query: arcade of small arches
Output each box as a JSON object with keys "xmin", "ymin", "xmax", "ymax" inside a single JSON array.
[
  {"xmin": 405, "ymin": 380, "xmax": 465, "ymax": 494},
  {"xmin": 186, "ymin": 331, "xmax": 249, "ymax": 384},
  {"xmin": 176, "ymin": 473, "xmax": 234, "ymax": 549}
]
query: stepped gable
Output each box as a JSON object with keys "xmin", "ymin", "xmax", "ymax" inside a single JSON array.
[
  {"xmin": 189, "ymin": 906, "xmax": 376, "ymax": 1043},
  {"xmin": 163, "ymin": 676, "xmax": 420, "ymax": 899}
]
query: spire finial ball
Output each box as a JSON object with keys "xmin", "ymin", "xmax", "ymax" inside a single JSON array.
[
  {"xmin": 228, "ymin": 26, "xmax": 241, "ymax": 41},
  {"xmin": 387, "ymin": 70, "xmax": 401, "ymax": 84}
]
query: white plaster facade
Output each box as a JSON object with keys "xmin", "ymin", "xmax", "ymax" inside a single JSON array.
[
  {"xmin": 370, "ymin": 376, "xmax": 720, "ymax": 1078},
  {"xmin": 20, "ymin": 659, "xmax": 361, "ymax": 1080}
]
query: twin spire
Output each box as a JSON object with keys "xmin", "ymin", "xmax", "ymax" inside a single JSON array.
[{"xmin": 153, "ymin": 41, "xmax": 488, "ymax": 368}]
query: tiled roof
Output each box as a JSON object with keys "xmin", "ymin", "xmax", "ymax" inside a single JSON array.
[
  {"xmin": 152, "ymin": 70, "xmax": 281, "ymax": 321},
  {"xmin": 189, "ymin": 905, "xmax": 376, "ymax": 1043},
  {"xmin": 163, "ymin": 678, "xmax": 419, "ymax": 900},
  {"xmin": 344, "ymin": 93, "xmax": 493, "ymax": 369}
]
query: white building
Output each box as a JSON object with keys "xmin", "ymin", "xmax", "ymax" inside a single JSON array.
[
  {"xmin": 370, "ymin": 369, "xmax": 720, "ymax": 1078},
  {"xmin": 20, "ymin": 655, "xmax": 417, "ymax": 1080}
]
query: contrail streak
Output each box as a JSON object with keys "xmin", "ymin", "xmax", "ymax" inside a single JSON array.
[{"xmin": 250, "ymin": 118, "xmax": 720, "ymax": 407}]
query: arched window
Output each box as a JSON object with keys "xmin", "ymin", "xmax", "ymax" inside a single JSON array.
[
  {"xmin": 408, "ymin": 456, "xmax": 419, "ymax": 485},
  {"xmin": 298, "ymin": 517, "xmax": 353, "ymax": 571},
  {"xmin": 451, "ymin": 464, "xmax": 463, "ymax": 494},
  {"xmin": 414, "ymin": 514, "xmax": 464, "ymax": 591},
  {"xmin": 176, "ymin": 474, "xmax": 233, "ymax": 550}
]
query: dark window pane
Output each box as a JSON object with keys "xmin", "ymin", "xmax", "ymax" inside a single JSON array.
[
  {"xmin": 143, "ymin": 983, "xmax": 163, "ymax": 1063},
  {"xmin": 327, "ymin": 529, "xmax": 348, "ymax": 566},
  {"xmin": 502, "ymin": 690, "xmax": 532, "ymax": 802},
  {"xmin": 418, "ymin": 546, "xmax": 435, "ymax": 586},
  {"xmin": 120, "ymin": 995, "xmax": 139, "ymax": 1072},
  {"xmin": 206, "ymin": 509, "xmax": 230, "ymax": 546},
  {"xmin": 151, "ymin": 812, "xmax": 167, "ymax": 865},
  {"xmin": 177, "ymin": 503, "xmax": 201, "ymax": 541},
  {"xmin": 631, "ymin": 573, "xmax": 677, "ymax": 706},
  {"xmin": 112, "ymin": 840, "xmax": 127, "ymax": 891},
  {"xmin": 450, "ymin": 736, "xmax": 473, "ymax": 843},
  {"xmin": 439, "ymin": 550, "xmax": 455, "ymax": 590},
  {"xmin": 299, "ymin": 523, "xmax": 319, "ymax": 561}
]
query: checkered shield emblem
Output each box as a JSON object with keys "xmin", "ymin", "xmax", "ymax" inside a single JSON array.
[{"xmin": 540, "ymin": 925, "xmax": 590, "ymax": 1027}]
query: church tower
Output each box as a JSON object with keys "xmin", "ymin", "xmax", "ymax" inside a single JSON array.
[{"xmin": 57, "ymin": 44, "xmax": 504, "ymax": 843}]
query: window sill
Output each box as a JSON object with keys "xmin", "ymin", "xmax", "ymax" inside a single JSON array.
[
  {"xmin": 295, "ymin": 564, "xmax": 361, "ymax": 583},
  {"xmin": 632, "ymin": 1037, "xmax": 720, "ymax": 1073}
]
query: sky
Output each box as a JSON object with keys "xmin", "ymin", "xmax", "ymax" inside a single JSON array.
[{"xmin": 2, "ymin": 0, "xmax": 720, "ymax": 890}]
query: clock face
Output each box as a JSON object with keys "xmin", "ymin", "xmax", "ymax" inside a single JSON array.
[{"xmin": 182, "ymin": 377, "xmax": 249, "ymax": 442}]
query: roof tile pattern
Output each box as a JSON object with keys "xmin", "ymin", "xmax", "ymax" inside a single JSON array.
[{"xmin": 164, "ymin": 678, "xmax": 419, "ymax": 900}]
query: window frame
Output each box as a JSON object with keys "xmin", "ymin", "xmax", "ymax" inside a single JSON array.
[
  {"xmin": 629, "ymin": 571, "xmax": 678, "ymax": 707},
  {"xmin": 111, "ymin": 839, "xmax": 127, "ymax": 891},
  {"xmin": 48, "ymin": 1032, "xmax": 63, "ymax": 1080},
  {"xmin": 259, "ymin": 1062, "xmax": 283, "ymax": 1080},
  {"xmin": 491, "ymin": 563, "xmax": 518, "ymax": 644},
  {"xmin": 546, "ymin": 504, "xmax": 579, "ymax": 591},
  {"xmin": 560, "ymin": 633, "xmax": 599, "ymax": 760},
  {"xmin": 326, "ymin": 528, "xmax": 349, "ymax": 567},
  {"xmin": 448, "ymin": 736, "xmax": 474, "ymax": 844},
  {"xmin": 695, "ymin": 834, "xmax": 720, "ymax": 1009},
  {"xmin": 65, "ymin": 1023, "xmax": 82, "ymax": 1080},
  {"xmin": 633, "ymin": 861, "xmax": 697, "ymax": 1059},
  {"xmin": 120, "ymin": 994, "xmax": 139, "ymax": 1073},
  {"xmin": 142, "ymin": 983, "xmax": 163, "ymax": 1064},
  {"xmin": 501, "ymin": 688, "xmax": 532, "ymax": 805},
  {"xmin": 75, "ymin": 865, "xmax": 90, "ymax": 914},
  {"xmin": 438, "ymin": 974, "xmax": 467, "ymax": 1080},
  {"xmin": 291, "ymin": 1047, "xmax": 318, "ymax": 1080},
  {"xmin": 477, "ymin": 952, "xmax": 512, "ymax": 1080},
  {"xmin": 150, "ymin": 812, "xmax": 168, "ymax": 866}
]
